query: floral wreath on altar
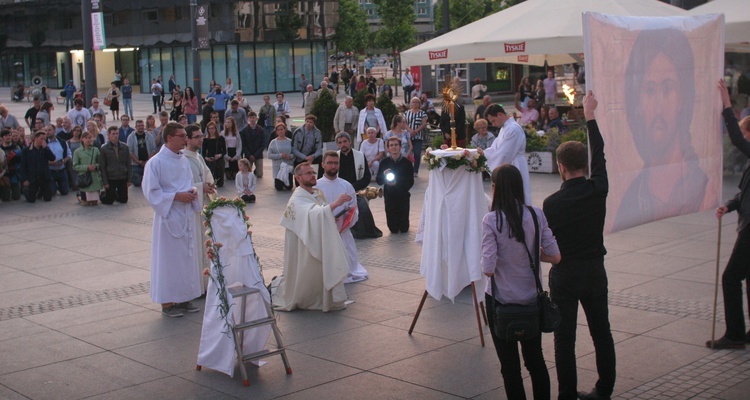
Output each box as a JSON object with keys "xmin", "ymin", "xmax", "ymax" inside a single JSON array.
[
  {"xmin": 201, "ymin": 196, "xmax": 262, "ymax": 337},
  {"xmin": 422, "ymin": 147, "xmax": 488, "ymax": 173}
]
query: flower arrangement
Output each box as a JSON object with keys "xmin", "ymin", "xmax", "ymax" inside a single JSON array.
[
  {"xmin": 524, "ymin": 126, "xmax": 588, "ymax": 153},
  {"xmin": 422, "ymin": 147, "xmax": 488, "ymax": 173},
  {"xmin": 201, "ymin": 196, "xmax": 258, "ymax": 337}
]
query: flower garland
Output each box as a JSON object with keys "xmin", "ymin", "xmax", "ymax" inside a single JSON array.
[
  {"xmin": 422, "ymin": 147, "xmax": 488, "ymax": 173},
  {"xmin": 202, "ymin": 196, "xmax": 257, "ymax": 337}
]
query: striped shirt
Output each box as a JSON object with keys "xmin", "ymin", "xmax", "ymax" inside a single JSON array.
[{"xmin": 404, "ymin": 110, "xmax": 427, "ymax": 140}]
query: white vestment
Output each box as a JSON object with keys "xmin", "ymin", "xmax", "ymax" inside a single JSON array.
[
  {"xmin": 483, "ymin": 118, "xmax": 532, "ymax": 205},
  {"xmin": 184, "ymin": 149, "xmax": 215, "ymax": 291},
  {"xmin": 271, "ymin": 188, "xmax": 350, "ymax": 312},
  {"xmin": 197, "ymin": 206, "xmax": 271, "ymax": 377},
  {"xmin": 315, "ymin": 176, "xmax": 368, "ymax": 282},
  {"xmin": 142, "ymin": 146, "xmax": 202, "ymax": 303}
]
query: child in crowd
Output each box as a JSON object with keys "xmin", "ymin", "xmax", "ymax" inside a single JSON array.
[{"xmin": 236, "ymin": 158, "xmax": 256, "ymax": 203}]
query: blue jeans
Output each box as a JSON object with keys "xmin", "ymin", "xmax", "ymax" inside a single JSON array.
[
  {"xmin": 122, "ymin": 98, "xmax": 133, "ymax": 117},
  {"xmin": 550, "ymin": 258, "xmax": 616, "ymax": 400},
  {"xmin": 187, "ymin": 114, "xmax": 197, "ymax": 124},
  {"xmin": 65, "ymin": 95, "xmax": 74, "ymax": 111},
  {"xmin": 263, "ymin": 126, "xmax": 273, "ymax": 149},
  {"xmin": 152, "ymin": 96, "xmax": 161, "ymax": 113},
  {"xmin": 49, "ymin": 169, "xmax": 69, "ymax": 195},
  {"xmin": 411, "ymin": 139, "xmax": 423, "ymax": 174},
  {"xmin": 722, "ymin": 227, "xmax": 750, "ymax": 341},
  {"xmin": 131, "ymin": 165, "xmax": 144, "ymax": 187}
]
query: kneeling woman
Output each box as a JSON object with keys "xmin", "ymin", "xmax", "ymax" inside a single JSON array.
[
  {"xmin": 482, "ymin": 164, "xmax": 560, "ymax": 400},
  {"xmin": 72, "ymin": 131, "xmax": 103, "ymax": 205}
]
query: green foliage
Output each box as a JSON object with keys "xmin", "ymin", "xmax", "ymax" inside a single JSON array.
[
  {"xmin": 372, "ymin": 0, "xmax": 416, "ymax": 52},
  {"xmin": 432, "ymin": 136, "xmax": 444, "ymax": 149},
  {"xmin": 435, "ymin": 0, "xmax": 502, "ymax": 32},
  {"xmin": 353, "ymin": 88, "xmax": 368, "ymax": 110},
  {"xmin": 332, "ymin": 0, "xmax": 369, "ymax": 52},
  {"xmin": 738, "ymin": 74, "xmax": 750, "ymax": 96},
  {"xmin": 376, "ymin": 92, "xmax": 399, "ymax": 130},
  {"xmin": 525, "ymin": 126, "xmax": 588, "ymax": 153},
  {"xmin": 310, "ymin": 90, "xmax": 340, "ymax": 142},
  {"xmin": 275, "ymin": 1, "xmax": 303, "ymax": 40}
]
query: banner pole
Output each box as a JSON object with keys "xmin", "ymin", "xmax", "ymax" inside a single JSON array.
[{"xmin": 710, "ymin": 217, "xmax": 722, "ymax": 349}]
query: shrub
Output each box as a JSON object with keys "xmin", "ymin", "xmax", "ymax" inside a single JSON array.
[
  {"xmin": 376, "ymin": 92, "xmax": 399, "ymax": 130},
  {"xmin": 310, "ymin": 89, "xmax": 339, "ymax": 142}
]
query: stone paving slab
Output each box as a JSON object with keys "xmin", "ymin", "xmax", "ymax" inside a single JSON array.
[{"xmin": 1, "ymin": 88, "xmax": 750, "ymax": 398}]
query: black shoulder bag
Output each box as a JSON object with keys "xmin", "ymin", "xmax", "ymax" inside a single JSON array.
[
  {"xmin": 490, "ymin": 207, "xmax": 561, "ymax": 341},
  {"xmin": 76, "ymin": 149, "xmax": 95, "ymax": 189}
]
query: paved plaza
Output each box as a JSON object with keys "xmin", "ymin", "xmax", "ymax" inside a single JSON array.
[{"xmin": 1, "ymin": 89, "xmax": 750, "ymax": 399}]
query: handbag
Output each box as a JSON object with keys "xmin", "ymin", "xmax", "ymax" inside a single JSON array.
[
  {"xmin": 489, "ymin": 206, "xmax": 561, "ymax": 341},
  {"xmin": 524, "ymin": 206, "xmax": 562, "ymax": 333},
  {"xmin": 103, "ymin": 96, "xmax": 112, "ymax": 106},
  {"xmin": 76, "ymin": 150, "xmax": 96, "ymax": 189}
]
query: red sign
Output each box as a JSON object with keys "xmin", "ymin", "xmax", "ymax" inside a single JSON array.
[
  {"xmin": 410, "ymin": 66, "xmax": 421, "ymax": 93},
  {"xmin": 517, "ymin": 55, "xmax": 529, "ymax": 62},
  {"xmin": 504, "ymin": 42, "xmax": 526, "ymax": 53},
  {"xmin": 428, "ymin": 49, "xmax": 448, "ymax": 60}
]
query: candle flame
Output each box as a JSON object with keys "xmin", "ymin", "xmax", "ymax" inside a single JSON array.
[{"xmin": 562, "ymin": 84, "xmax": 576, "ymax": 105}]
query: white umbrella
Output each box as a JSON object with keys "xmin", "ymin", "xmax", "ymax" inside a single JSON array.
[
  {"xmin": 688, "ymin": 0, "xmax": 750, "ymax": 52},
  {"xmin": 400, "ymin": 0, "xmax": 687, "ymax": 67}
]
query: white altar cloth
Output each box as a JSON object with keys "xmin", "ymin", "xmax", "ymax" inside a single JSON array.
[
  {"xmin": 416, "ymin": 149, "xmax": 488, "ymax": 302},
  {"xmin": 197, "ymin": 206, "xmax": 271, "ymax": 377}
]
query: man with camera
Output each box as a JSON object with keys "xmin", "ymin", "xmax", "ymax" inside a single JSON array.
[{"xmin": 376, "ymin": 136, "xmax": 414, "ymax": 234}]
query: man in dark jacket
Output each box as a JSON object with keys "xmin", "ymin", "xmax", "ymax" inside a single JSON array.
[
  {"xmin": 20, "ymin": 130, "xmax": 55, "ymax": 202},
  {"xmin": 100, "ymin": 126, "xmax": 132, "ymax": 204},
  {"xmin": 707, "ymin": 81, "xmax": 750, "ymax": 350},
  {"xmin": 239, "ymin": 111, "xmax": 264, "ymax": 178}
]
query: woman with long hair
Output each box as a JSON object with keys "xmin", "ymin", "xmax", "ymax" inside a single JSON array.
[
  {"xmin": 183, "ymin": 87, "xmax": 198, "ymax": 124},
  {"xmin": 107, "ymin": 82, "xmax": 121, "ymax": 120},
  {"xmin": 221, "ymin": 116, "xmax": 242, "ymax": 181},
  {"xmin": 384, "ymin": 114, "xmax": 412, "ymax": 159},
  {"xmin": 518, "ymin": 76, "xmax": 532, "ymax": 108},
  {"xmin": 85, "ymin": 121, "xmax": 104, "ymax": 148},
  {"xmin": 355, "ymin": 75, "xmax": 367, "ymax": 93},
  {"xmin": 145, "ymin": 115, "xmax": 157, "ymax": 135},
  {"xmin": 202, "ymin": 121, "xmax": 226, "ymax": 188},
  {"xmin": 482, "ymin": 164, "xmax": 560, "ymax": 400},
  {"xmin": 537, "ymin": 105, "xmax": 550, "ymax": 131},
  {"xmin": 68, "ymin": 125, "xmax": 83, "ymax": 155},
  {"xmin": 37, "ymin": 101, "xmax": 54, "ymax": 126},
  {"xmin": 171, "ymin": 92, "xmax": 183, "ymax": 121}
]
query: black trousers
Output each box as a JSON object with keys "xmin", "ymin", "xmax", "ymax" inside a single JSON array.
[
  {"xmin": 486, "ymin": 293, "xmax": 550, "ymax": 400},
  {"xmin": 23, "ymin": 179, "xmax": 52, "ymax": 203},
  {"xmin": 384, "ymin": 193, "xmax": 409, "ymax": 233},
  {"xmin": 550, "ymin": 258, "xmax": 616, "ymax": 400},
  {"xmin": 722, "ymin": 227, "xmax": 750, "ymax": 341},
  {"xmin": 102, "ymin": 178, "xmax": 128, "ymax": 204}
]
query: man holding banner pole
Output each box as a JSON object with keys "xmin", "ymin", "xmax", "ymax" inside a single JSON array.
[
  {"xmin": 543, "ymin": 91, "xmax": 616, "ymax": 400},
  {"xmin": 706, "ymin": 81, "xmax": 750, "ymax": 350}
]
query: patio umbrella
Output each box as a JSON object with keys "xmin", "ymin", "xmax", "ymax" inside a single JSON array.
[
  {"xmin": 400, "ymin": 0, "xmax": 687, "ymax": 67},
  {"xmin": 688, "ymin": 0, "xmax": 750, "ymax": 52}
]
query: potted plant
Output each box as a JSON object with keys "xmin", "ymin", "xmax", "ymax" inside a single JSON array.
[{"xmin": 523, "ymin": 125, "xmax": 587, "ymax": 173}]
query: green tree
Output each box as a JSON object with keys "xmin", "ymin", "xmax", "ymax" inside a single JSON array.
[
  {"xmin": 376, "ymin": 92, "xmax": 399, "ymax": 129},
  {"xmin": 275, "ymin": 1, "xmax": 303, "ymax": 40},
  {"xmin": 435, "ymin": 0, "xmax": 522, "ymax": 32},
  {"xmin": 372, "ymin": 0, "xmax": 416, "ymax": 54},
  {"xmin": 310, "ymin": 89, "xmax": 340, "ymax": 142},
  {"xmin": 332, "ymin": 0, "xmax": 369, "ymax": 53}
]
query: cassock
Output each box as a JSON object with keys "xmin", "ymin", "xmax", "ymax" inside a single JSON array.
[
  {"xmin": 197, "ymin": 206, "xmax": 270, "ymax": 377},
  {"xmin": 271, "ymin": 187, "xmax": 350, "ymax": 312},
  {"xmin": 316, "ymin": 176, "xmax": 369, "ymax": 283},
  {"xmin": 142, "ymin": 146, "xmax": 202, "ymax": 304},
  {"xmin": 483, "ymin": 117, "xmax": 532, "ymax": 205},
  {"xmin": 184, "ymin": 149, "xmax": 215, "ymax": 292},
  {"xmin": 338, "ymin": 149, "xmax": 383, "ymax": 239}
]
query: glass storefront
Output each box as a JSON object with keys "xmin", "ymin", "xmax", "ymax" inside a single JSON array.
[{"xmin": 138, "ymin": 42, "xmax": 327, "ymax": 96}]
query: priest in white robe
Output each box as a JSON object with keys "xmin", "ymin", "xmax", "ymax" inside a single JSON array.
[
  {"xmin": 142, "ymin": 122, "xmax": 203, "ymax": 317},
  {"xmin": 270, "ymin": 162, "xmax": 352, "ymax": 312},
  {"xmin": 480, "ymin": 104, "xmax": 532, "ymax": 205},
  {"xmin": 183, "ymin": 124, "xmax": 216, "ymax": 293},
  {"xmin": 316, "ymin": 151, "xmax": 369, "ymax": 283}
]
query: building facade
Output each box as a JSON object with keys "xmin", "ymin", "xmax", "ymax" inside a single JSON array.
[
  {"xmin": 359, "ymin": 0, "xmax": 434, "ymax": 42},
  {"xmin": 0, "ymin": 0, "xmax": 339, "ymax": 94}
]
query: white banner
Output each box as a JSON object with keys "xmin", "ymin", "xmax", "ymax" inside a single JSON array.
[
  {"xmin": 583, "ymin": 13, "xmax": 724, "ymax": 234},
  {"xmin": 91, "ymin": 12, "xmax": 106, "ymax": 51}
]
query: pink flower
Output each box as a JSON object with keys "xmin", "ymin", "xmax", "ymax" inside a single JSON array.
[
  {"xmin": 214, "ymin": 242, "xmax": 223, "ymax": 248},
  {"xmin": 204, "ymin": 239, "xmax": 212, "ymax": 247},
  {"xmin": 202, "ymin": 268, "xmax": 210, "ymax": 276}
]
